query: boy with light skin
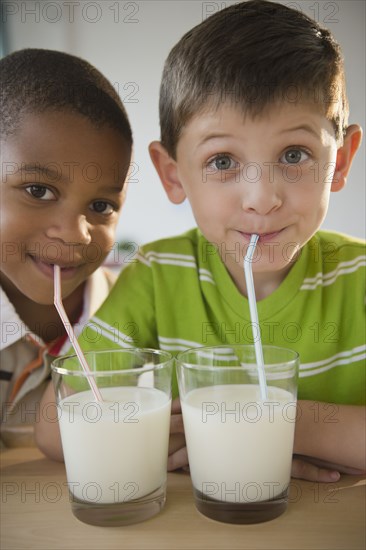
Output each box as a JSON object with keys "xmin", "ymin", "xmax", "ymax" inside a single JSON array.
[
  {"xmin": 38, "ymin": 1, "xmax": 365, "ymax": 481},
  {"xmin": 0, "ymin": 49, "xmax": 132, "ymax": 449}
]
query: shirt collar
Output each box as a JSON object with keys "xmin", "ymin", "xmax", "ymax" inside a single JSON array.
[
  {"xmin": 0, "ymin": 287, "xmax": 41, "ymax": 350},
  {"xmin": 0, "ymin": 269, "xmax": 111, "ymax": 352}
]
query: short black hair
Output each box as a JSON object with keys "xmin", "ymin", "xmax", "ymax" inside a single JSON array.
[
  {"xmin": 159, "ymin": 0, "xmax": 348, "ymax": 158},
  {"xmin": 0, "ymin": 48, "xmax": 133, "ymax": 146}
]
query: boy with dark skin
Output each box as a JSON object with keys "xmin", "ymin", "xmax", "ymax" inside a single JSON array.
[{"xmin": 0, "ymin": 49, "xmax": 132, "ymax": 448}]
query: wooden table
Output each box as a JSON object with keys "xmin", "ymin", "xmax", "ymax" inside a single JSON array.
[{"xmin": 1, "ymin": 447, "xmax": 365, "ymax": 550}]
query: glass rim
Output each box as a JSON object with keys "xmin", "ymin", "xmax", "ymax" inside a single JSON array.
[
  {"xmin": 51, "ymin": 348, "xmax": 173, "ymax": 377},
  {"xmin": 176, "ymin": 344, "xmax": 299, "ymax": 369}
]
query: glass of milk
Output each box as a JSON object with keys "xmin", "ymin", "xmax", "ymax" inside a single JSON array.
[
  {"xmin": 51, "ymin": 348, "xmax": 173, "ymax": 526},
  {"xmin": 176, "ymin": 345, "xmax": 299, "ymax": 524}
]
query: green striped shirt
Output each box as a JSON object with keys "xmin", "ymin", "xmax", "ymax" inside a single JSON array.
[{"xmin": 79, "ymin": 229, "xmax": 366, "ymax": 403}]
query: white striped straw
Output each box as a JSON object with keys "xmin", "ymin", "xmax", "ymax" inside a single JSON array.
[
  {"xmin": 243, "ymin": 234, "xmax": 268, "ymax": 400},
  {"xmin": 53, "ymin": 265, "xmax": 103, "ymax": 402}
]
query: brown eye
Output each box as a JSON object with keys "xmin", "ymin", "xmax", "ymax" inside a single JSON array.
[
  {"xmin": 91, "ymin": 201, "xmax": 114, "ymax": 215},
  {"xmin": 25, "ymin": 185, "xmax": 55, "ymax": 200}
]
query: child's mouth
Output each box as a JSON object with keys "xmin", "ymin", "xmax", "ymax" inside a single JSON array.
[
  {"xmin": 29, "ymin": 256, "xmax": 80, "ymax": 278},
  {"xmin": 257, "ymin": 231, "xmax": 282, "ymax": 242},
  {"xmin": 240, "ymin": 229, "xmax": 284, "ymax": 242}
]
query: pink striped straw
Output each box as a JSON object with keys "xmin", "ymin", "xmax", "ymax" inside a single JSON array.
[{"xmin": 53, "ymin": 265, "xmax": 103, "ymax": 402}]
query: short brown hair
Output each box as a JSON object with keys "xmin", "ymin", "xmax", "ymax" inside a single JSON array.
[
  {"xmin": 159, "ymin": 0, "xmax": 348, "ymax": 158},
  {"xmin": 0, "ymin": 48, "xmax": 133, "ymax": 147}
]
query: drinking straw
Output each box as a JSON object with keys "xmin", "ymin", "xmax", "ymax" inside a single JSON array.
[
  {"xmin": 243, "ymin": 234, "xmax": 268, "ymax": 400},
  {"xmin": 53, "ymin": 265, "xmax": 103, "ymax": 402}
]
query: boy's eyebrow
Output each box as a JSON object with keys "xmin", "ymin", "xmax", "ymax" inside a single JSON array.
[
  {"xmin": 279, "ymin": 125, "xmax": 320, "ymax": 139},
  {"xmin": 18, "ymin": 164, "xmax": 125, "ymax": 191},
  {"xmin": 20, "ymin": 163, "xmax": 68, "ymax": 181},
  {"xmin": 197, "ymin": 133, "xmax": 233, "ymax": 148},
  {"xmin": 197, "ymin": 125, "xmax": 321, "ymax": 148},
  {"xmin": 103, "ymin": 185, "xmax": 125, "ymax": 193}
]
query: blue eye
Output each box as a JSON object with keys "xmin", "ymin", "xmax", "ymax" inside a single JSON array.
[
  {"xmin": 25, "ymin": 185, "xmax": 56, "ymax": 200},
  {"xmin": 209, "ymin": 154, "xmax": 237, "ymax": 171},
  {"xmin": 281, "ymin": 149, "xmax": 309, "ymax": 164}
]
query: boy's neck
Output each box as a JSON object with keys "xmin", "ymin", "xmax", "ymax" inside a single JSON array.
[
  {"xmin": 1, "ymin": 274, "xmax": 85, "ymax": 344},
  {"xmin": 236, "ymin": 264, "xmax": 293, "ymax": 301},
  {"xmin": 252, "ymin": 271, "xmax": 288, "ymax": 301}
]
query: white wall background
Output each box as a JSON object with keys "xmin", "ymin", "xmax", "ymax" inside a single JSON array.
[{"xmin": 3, "ymin": 0, "xmax": 365, "ymax": 245}]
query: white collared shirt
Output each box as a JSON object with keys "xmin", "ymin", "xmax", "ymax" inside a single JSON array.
[{"xmin": 0, "ymin": 268, "xmax": 116, "ymax": 446}]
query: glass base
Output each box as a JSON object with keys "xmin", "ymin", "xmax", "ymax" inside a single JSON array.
[
  {"xmin": 69, "ymin": 484, "xmax": 166, "ymax": 526},
  {"xmin": 194, "ymin": 488, "xmax": 288, "ymax": 524}
]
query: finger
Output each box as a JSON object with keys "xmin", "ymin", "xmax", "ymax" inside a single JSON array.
[
  {"xmin": 170, "ymin": 413, "xmax": 184, "ymax": 433},
  {"xmin": 293, "ymin": 454, "xmax": 366, "ymax": 476},
  {"xmin": 291, "ymin": 458, "xmax": 340, "ymax": 482},
  {"xmin": 168, "ymin": 433, "xmax": 186, "ymax": 455},
  {"xmin": 168, "ymin": 446, "xmax": 189, "ymax": 472}
]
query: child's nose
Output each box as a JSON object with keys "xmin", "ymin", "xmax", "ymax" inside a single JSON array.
[
  {"xmin": 241, "ymin": 171, "xmax": 283, "ymax": 215},
  {"xmin": 45, "ymin": 213, "xmax": 92, "ymax": 246}
]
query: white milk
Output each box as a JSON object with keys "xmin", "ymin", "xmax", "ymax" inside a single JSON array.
[
  {"xmin": 59, "ymin": 387, "xmax": 171, "ymax": 504},
  {"xmin": 181, "ymin": 384, "xmax": 296, "ymax": 503}
]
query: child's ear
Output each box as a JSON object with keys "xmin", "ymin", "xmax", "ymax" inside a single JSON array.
[
  {"xmin": 149, "ymin": 141, "xmax": 187, "ymax": 204},
  {"xmin": 331, "ymin": 124, "xmax": 362, "ymax": 192}
]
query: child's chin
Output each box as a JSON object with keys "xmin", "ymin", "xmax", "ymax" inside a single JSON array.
[
  {"xmin": 252, "ymin": 257, "xmax": 296, "ymax": 274},
  {"xmin": 28, "ymin": 291, "xmax": 55, "ymax": 306}
]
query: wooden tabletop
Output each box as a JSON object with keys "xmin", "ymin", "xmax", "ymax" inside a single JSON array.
[{"xmin": 1, "ymin": 447, "xmax": 365, "ymax": 550}]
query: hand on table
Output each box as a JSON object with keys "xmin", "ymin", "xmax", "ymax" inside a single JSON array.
[{"xmin": 292, "ymin": 455, "xmax": 365, "ymax": 482}]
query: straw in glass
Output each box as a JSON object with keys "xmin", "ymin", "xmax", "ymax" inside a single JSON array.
[
  {"xmin": 243, "ymin": 234, "xmax": 268, "ymax": 400},
  {"xmin": 53, "ymin": 265, "xmax": 103, "ymax": 402}
]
